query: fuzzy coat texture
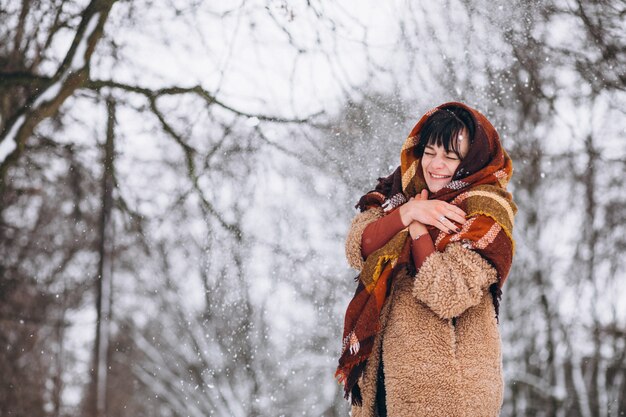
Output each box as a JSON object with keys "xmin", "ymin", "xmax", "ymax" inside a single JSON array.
[
  {"xmin": 337, "ymin": 102, "xmax": 516, "ymax": 405},
  {"xmin": 345, "ymin": 209, "xmax": 504, "ymax": 417},
  {"xmin": 337, "ymin": 102, "xmax": 516, "ymax": 415}
]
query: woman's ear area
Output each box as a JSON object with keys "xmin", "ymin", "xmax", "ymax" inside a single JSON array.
[{"xmin": 458, "ymin": 127, "xmax": 471, "ymax": 159}]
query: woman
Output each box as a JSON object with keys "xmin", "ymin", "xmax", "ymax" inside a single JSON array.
[{"xmin": 335, "ymin": 102, "xmax": 517, "ymax": 417}]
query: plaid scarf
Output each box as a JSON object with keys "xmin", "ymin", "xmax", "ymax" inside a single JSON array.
[{"xmin": 335, "ymin": 102, "xmax": 518, "ymax": 405}]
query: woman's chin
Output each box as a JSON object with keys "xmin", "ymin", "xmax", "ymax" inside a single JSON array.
[{"xmin": 426, "ymin": 182, "xmax": 445, "ymax": 193}]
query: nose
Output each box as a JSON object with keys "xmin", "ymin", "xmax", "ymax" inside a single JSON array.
[{"xmin": 430, "ymin": 154, "xmax": 446, "ymax": 168}]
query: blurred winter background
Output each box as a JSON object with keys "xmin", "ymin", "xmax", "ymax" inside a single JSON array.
[{"xmin": 0, "ymin": 0, "xmax": 624, "ymax": 416}]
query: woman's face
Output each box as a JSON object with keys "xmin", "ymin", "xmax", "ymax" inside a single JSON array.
[{"xmin": 421, "ymin": 128, "xmax": 470, "ymax": 193}]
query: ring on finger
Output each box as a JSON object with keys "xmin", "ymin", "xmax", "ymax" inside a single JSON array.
[{"xmin": 439, "ymin": 214, "xmax": 455, "ymax": 234}]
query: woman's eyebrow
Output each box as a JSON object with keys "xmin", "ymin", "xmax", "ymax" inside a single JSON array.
[{"xmin": 424, "ymin": 144, "xmax": 456, "ymax": 153}]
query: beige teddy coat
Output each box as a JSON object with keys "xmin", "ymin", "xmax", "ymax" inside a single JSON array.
[{"xmin": 344, "ymin": 206, "xmax": 504, "ymax": 417}]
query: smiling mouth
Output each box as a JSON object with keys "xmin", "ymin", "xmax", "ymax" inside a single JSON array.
[{"xmin": 429, "ymin": 172, "xmax": 451, "ymax": 180}]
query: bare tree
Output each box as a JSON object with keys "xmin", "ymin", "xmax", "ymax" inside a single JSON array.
[
  {"xmin": 1, "ymin": 1, "xmax": 624, "ymax": 416},
  {"xmin": 81, "ymin": 95, "xmax": 116, "ymax": 417},
  {"xmin": 0, "ymin": 1, "xmax": 367, "ymax": 415}
]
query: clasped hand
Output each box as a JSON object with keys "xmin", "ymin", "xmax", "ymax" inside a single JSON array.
[{"xmin": 399, "ymin": 189, "xmax": 467, "ymax": 238}]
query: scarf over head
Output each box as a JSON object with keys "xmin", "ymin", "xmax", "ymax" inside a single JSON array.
[{"xmin": 335, "ymin": 102, "xmax": 518, "ymax": 405}]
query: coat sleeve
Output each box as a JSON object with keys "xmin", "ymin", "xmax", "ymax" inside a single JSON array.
[
  {"xmin": 361, "ymin": 208, "xmax": 407, "ymax": 259},
  {"xmin": 345, "ymin": 206, "xmax": 385, "ymax": 271},
  {"xmin": 412, "ymin": 242, "xmax": 498, "ymax": 319}
]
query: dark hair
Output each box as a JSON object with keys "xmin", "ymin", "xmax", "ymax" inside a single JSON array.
[{"xmin": 414, "ymin": 106, "xmax": 475, "ymax": 160}]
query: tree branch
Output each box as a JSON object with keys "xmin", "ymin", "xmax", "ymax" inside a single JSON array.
[
  {"xmin": 0, "ymin": 72, "xmax": 51, "ymax": 88},
  {"xmin": 0, "ymin": 0, "xmax": 118, "ymax": 189},
  {"xmin": 85, "ymin": 79, "xmax": 324, "ymax": 124},
  {"xmin": 146, "ymin": 95, "xmax": 244, "ymax": 239}
]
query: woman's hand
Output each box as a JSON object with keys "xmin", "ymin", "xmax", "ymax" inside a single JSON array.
[
  {"xmin": 408, "ymin": 220, "xmax": 428, "ymax": 239},
  {"xmin": 406, "ymin": 189, "xmax": 429, "ymax": 239},
  {"xmin": 399, "ymin": 189, "xmax": 467, "ymax": 234}
]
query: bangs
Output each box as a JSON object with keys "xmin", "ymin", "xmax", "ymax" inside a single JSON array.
[
  {"xmin": 415, "ymin": 107, "xmax": 471, "ymax": 159},
  {"xmin": 424, "ymin": 123, "xmax": 465, "ymax": 156}
]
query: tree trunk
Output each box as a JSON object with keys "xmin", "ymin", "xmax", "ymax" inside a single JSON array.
[{"xmin": 87, "ymin": 95, "xmax": 116, "ymax": 417}]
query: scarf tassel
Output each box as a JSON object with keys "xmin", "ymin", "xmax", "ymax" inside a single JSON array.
[
  {"xmin": 350, "ymin": 383, "xmax": 363, "ymax": 406},
  {"xmin": 338, "ymin": 360, "xmax": 367, "ymax": 406}
]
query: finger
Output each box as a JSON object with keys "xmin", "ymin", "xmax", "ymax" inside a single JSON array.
[
  {"xmin": 433, "ymin": 202, "xmax": 462, "ymax": 223},
  {"xmin": 441, "ymin": 216, "xmax": 461, "ymax": 233},
  {"xmin": 432, "ymin": 218, "xmax": 453, "ymax": 234},
  {"xmin": 433, "ymin": 214, "xmax": 456, "ymax": 234},
  {"xmin": 444, "ymin": 210, "xmax": 466, "ymax": 226},
  {"xmin": 444, "ymin": 203, "xmax": 467, "ymax": 220},
  {"xmin": 435, "ymin": 222, "xmax": 451, "ymax": 235},
  {"xmin": 421, "ymin": 189, "xmax": 429, "ymax": 199},
  {"xmin": 446, "ymin": 203, "xmax": 467, "ymax": 217}
]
